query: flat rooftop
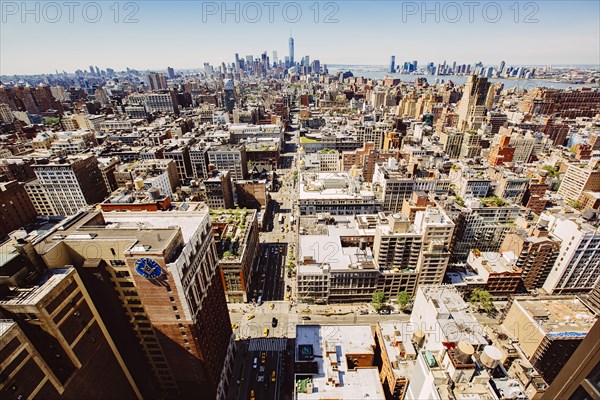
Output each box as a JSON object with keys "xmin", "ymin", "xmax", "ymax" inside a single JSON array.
[
  {"xmin": 35, "ymin": 210, "xmax": 209, "ymax": 257},
  {"xmin": 295, "ymin": 325, "xmax": 384, "ymax": 400},
  {"xmin": 515, "ymin": 297, "xmax": 597, "ymax": 336},
  {"xmin": 378, "ymin": 322, "xmax": 416, "ymax": 379},
  {"xmin": 299, "ymin": 234, "xmax": 374, "ymax": 272},
  {"xmin": 0, "ymin": 268, "xmax": 71, "ymax": 306}
]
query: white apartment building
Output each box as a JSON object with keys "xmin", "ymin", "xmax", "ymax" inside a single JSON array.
[
  {"xmin": 32, "ymin": 155, "xmax": 108, "ymax": 216},
  {"xmin": 145, "ymin": 92, "xmax": 178, "ymax": 114},
  {"xmin": 541, "ymin": 213, "xmax": 600, "ymax": 294},
  {"xmin": 207, "ymin": 144, "xmax": 248, "ymax": 182},
  {"xmin": 24, "ymin": 178, "xmax": 55, "ymax": 216},
  {"xmin": 557, "ymin": 161, "xmax": 600, "ymax": 205},
  {"xmin": 0, "ymin": 103, "xmax": 14, "ymax": 124},
  {"xmin": 373, "ymin": 161, "xmax": 451, "ymax": 212},
  {"xmin": 299, "ymin": 172, "xmax": 381, "ymax": 216}
]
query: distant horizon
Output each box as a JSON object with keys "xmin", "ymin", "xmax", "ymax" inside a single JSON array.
[
  {"xmin": 1, "ymin": 62, "xmax": 598, "ymax": 79},
  {"xmin": 1, "ymin": 1, "xmax": 598, "ymax": 75}
]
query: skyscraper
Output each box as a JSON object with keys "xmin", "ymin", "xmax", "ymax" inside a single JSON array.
[
  {"xmin": 456, "ymin": 74, "xmax": 491, "ymax": 130},
  {"xmin": 33, "ymin": 210, "xmax": 235, "ymax": 398},
  {"xmin": 289, "ymin": 35, "xmax": 295, "ymax": 66},
  {"xmin": 167, "ymin": 66, "xmax": 175, "ymax": 79},
  {"xmin": 389, "ymin": 55, "xmax": 396, "ymax": 73},
  {"xmin": 146, "ymin": 72, "xmax": 168, "ymax": 91}
]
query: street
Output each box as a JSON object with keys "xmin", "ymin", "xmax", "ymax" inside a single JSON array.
[
  {"xmin": 226, "ymin": 339, "xmax": 293, "ymax": 400},
  {"xmin": 249, "ymin": 243, "xmax": 286, "ymax": 302}
]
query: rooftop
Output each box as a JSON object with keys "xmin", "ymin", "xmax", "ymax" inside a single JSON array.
[
  {"xmin": 295, "ymin": 325, "xmax": 384, "ymax": 400},
  {"xmin": 514, "ymin": 296, "xmax": 597, "ymax": 337},
  {"xmin": 0, "ymin": 268, "xmax": 72, "ymax": 306}
]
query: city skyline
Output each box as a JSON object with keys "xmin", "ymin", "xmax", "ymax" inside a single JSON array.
[{"xmin": 1, "ymin": 1, "xmax": 599, "ymax": 75}]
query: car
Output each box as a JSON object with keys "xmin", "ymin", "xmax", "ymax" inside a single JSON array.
[
  {"xmin": 231, "ymin": 323, "xmax": 239, "ymax": 329},
  {"xmin": 359, "ymin": 310, "xmax": 368, "ymax": 315},
  {"xmin": 246, "ymin": 314, "xmax": 255, "ymax": 320},
  {"xmin": 379, "ymin": 309, "xmax": 391, "ymax": 315},
  {"xmin": 250, "ymin": 389, "xmax": 255, "ymax": 400},
  {"xmin": 271, "ymin": 371, "xmax": 276, "ymax": 382},
  {"xmin": 261, "ymin": 351, "xmax": 266, "ymax": 363},
  {"xmin": 259, "ymin": 366, "xmax": 265, "ymax": 372},
  {"xmin": 263, "ymin": 328, "xmax": 269, "ymax": 337},
  {"xmin": 272, "ymin": 317, "xmax": 278, "ymax": 327},
  {"xmin": 252, "ymin": 358, "xmax": 258, "ymax": 368},
  {"xmin": 269, "ymin": 303, "xmax": 275, "ymax": 310},
  {"xmin": 286, "ymin": 293, "xmax": 291, "ymax": 300},
  {"xmin": 257, "ymin": 375, "xmax": 264, "ymax": 382},
  {"xmin": 301, "ymin": 316, "xmax": 311, "ymax": 320}
]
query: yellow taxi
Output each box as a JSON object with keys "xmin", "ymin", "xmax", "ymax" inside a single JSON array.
[
  {"xmin": 271, "ymin": 371, "xmax": 276, "ymax": 382},
  {"xmin": 269, "ymin": 303, "xmax": 275, "ymax": 310},
  {"xmin": 231, "ymin": 323, "xmax": 239, "ymax": 330},
  {"xmin": 246, "ymin": 314, "xmax": 255, "ymax": 320},
  {"xmin": 250, "ymin": 389, "xmax": 255, "ymax": 400},
  {"xmin": 263, "ymin": 328, "xmax": 269, "ymax": 337}
]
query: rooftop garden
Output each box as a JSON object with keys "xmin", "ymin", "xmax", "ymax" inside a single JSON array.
[
  {"xmin": 481, "ymin": 196, "xmax": 508, "ymax": 207},
  {"xmin": 209, "ymin": 208, "xmax": 251, "ymax": 260},
  {"xmin": 300, "ymin": 136, "xmax": 318, "ymax": 143}
]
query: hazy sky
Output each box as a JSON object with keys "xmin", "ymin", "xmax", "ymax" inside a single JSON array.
[{"xmin": 1, "ymin": 1, "xmax": 599, "ymax": 75}]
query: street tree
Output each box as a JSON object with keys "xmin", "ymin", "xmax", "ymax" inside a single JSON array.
[
  {"xmin": 371, "ymin": 290, "xmax": 387, "ymax": 311},
  {"xmin": 469, "ymin": 289, "xmax": 494, "ymax": 313},
  {"xmin": 396, "ymin": 291, "xmax": 411, "ymax": 310}
]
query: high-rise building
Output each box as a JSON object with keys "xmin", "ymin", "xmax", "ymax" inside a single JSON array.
[
  {"xmin": 500, "ymin": 223, "xmax": 560, "ymax": 291},
  {"xmin": 32, "ymin": 155, "xmax": 109, "ymax": 216},
  {"xmin": 289, "ymin": 35, "xmax": 295, "ymax": 66},
  {"xmin": 541, "ymin": 212, "xmax": 600, "ymax": 294},
  {"xmin": 542, "ymin": 318, "xmax": 600, "ymax": 399},
  {"xmin": 145, "ymin": 91, "xmax": 179, "ymax": 114},
  {"xmin": 501, "ymin": 295, "xmax": 597, "ymax": 383},
  {"xmin": 456, "ymin": 75, "xmax": 490, "ymax": 131},
  {"xmin": 167, "ymin": 66, "xmax": 175, "ymax": 79},
  {"xmin": 207, "ymin": 144, "xmax": 248, "ymax": 183},
  {"xmin": 373, "ymin": 207, "xmax": 454, "ymax": 294},
  {"xmin": 557, "ymin": 161, "xmax": 600, "ymax": 206},
  {"xmin": 223, "ymin": 79, "xmax": 235, "ymax": 113},
  {"xmin": 0, "ymin": 102, "xmax": 14, "ymax": 123},
  {"xmin": 0, "ymin": 267, "xmax": 143, "ymax": 399},
  {"xmin": 204, "ymin": 169, "xmax": 234, "ymax": 209},
  {"xmin": 33, "ymin": 210, "xmax": 235, "ymax": 398},
  {"xmin": 146, "ymin": 72, "xmax": 168, "ymax": 91}
]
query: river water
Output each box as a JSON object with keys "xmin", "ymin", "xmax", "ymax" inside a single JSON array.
[{"xmin": 327, "ymin": 66, "xmax": 598, "ymax": 90}]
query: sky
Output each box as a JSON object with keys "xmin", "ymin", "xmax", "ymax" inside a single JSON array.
[{"xmin": 1, "ymin": 0, "xmax": 599, "ymax": 75}]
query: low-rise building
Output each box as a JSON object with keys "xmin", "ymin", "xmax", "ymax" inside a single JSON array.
[
  {"xmin": 294, "ymin": 325, "xmax": 385, "ymax": 400},
  {"xmin": 299, "ymin": 172, "xmax": 381, "ymax": 216}
]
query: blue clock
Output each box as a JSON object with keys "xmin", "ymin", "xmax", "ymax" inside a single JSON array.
[{"xmin": 135, "ymin": 258, "xmax": 163, "ymax": 279}]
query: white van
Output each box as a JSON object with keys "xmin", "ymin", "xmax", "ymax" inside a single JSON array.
[{"xmin": 253, "ymin": 357, "xmax": 258, "ymax": 368}]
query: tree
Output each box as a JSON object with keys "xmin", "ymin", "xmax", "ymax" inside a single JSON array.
[
  {"xmin": 396, "ymin": 291, "xmax": 411, "ymax": 310},
  {"xmin": 371, "ymin": 291, "xmax": 387, "ymax": 311},
  {"xmin": 469, "ymin": 289, "xmax": 494, "ymax": 313}
]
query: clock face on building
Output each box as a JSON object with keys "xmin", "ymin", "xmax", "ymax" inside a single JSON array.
[{"xmin": 134, "ymin": 258, "xmax": 163, "ymax": 279}]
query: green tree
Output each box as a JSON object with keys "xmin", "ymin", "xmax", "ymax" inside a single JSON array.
[
  {"xmin": 469, "ymin": 289, "xmax": 494, "ymax": 313},
  {"xmin": 396, "ymin": 291, "xmax": 411, "ymax": 310},
  {"xmin": 371, "ymin": 290, "xmax": 387, "ymax": 312}
]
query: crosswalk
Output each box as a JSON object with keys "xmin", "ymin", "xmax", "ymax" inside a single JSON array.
[{"xmin": 248, "ymin": 338, "xmax": 287, "ymax": 352}]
